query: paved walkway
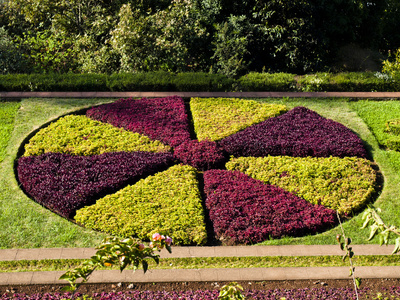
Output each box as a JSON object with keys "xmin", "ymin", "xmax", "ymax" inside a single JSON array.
[
  {"xmin": 1, "ymin": 91, "xmax": 400, "ymax": 99},
  {"xmin": 1, "ymin": 245, "xmax": 399, "ymax": 285}
]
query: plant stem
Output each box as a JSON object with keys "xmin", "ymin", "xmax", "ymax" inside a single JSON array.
[{"xmin": 337, "ymin": 211, "xmax": 359, "ymax": 300}]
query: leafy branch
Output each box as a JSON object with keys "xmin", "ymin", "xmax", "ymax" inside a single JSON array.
[
  {"xmin": 59, "ymin": 233, "xmax": 172, "ymax": 291},
  {"xmin": 362, "ymin": 206, "xmax": 400, "ymax": 254}
]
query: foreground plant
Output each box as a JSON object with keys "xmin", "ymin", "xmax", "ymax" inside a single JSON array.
[
  {"xmin": 362, "ymin": 206, "xmax": 400, "ymax": 254},
  {"xmin": 59, "ymin": 233, "xmax": 172, "ymax": 291},
  {"xmin": 218, "ymin": 282, "xmax": 245, "ymax": 300}
]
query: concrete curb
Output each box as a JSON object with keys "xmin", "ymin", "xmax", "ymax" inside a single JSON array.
[{"xmin": 1, "ymin": 91, "xmax": 400, "ymax": 99}]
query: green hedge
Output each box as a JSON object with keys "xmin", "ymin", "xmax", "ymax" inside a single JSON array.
[{"xmin": 0, "ymin": 72, "xmax": 399, "ymax": 92}]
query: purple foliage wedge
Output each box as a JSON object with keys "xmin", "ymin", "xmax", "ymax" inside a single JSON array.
[
  {"xmin": 17, "ymin": 152, "xmax": 175, "ymax": 218},
  {"xmin": 203, "ymin": 169, "xmax": 337, "ymax": 244},
  {"xmin": 173, "ymin": 140, "xmax": 227, "ymax": 171},
  {"xmin": 219, "ymin": 106, "xmax": 368, "ymax": 158},
  {"xmin": 86, "ymin": 96, "xmax": 191, "ymax": 147}
]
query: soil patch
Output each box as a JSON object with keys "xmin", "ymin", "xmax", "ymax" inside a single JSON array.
[{"xmin": 1, "ymin": 279, "xmax": 400, "ymax": 295}]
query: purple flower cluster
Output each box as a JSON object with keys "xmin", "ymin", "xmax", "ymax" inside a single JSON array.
[
  {"xmin": 17, "ymin": 151, "xmax": 175, "ymax": 218},
  {"xmin": 86, "ymin": 96, "xmax": 191, "ymax": 147},
  {"xmin": 173, "ymin": 140, "xmax": 227, "ymax": 171},
  {"xmin": 0, "ymin": 287, "xmax": 386, "ymax": 300},
  {"xmin": 219, "ymin": 106, "xmax": 367, "ymax": 158},
  {"xmin": 203, "ymin": 170, "xmax": 337, "ymax": 244}
]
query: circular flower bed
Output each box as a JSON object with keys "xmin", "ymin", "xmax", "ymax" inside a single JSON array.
[{"xmin": 16, "ymin": 96, "xmax": 377, "ymax": 245}]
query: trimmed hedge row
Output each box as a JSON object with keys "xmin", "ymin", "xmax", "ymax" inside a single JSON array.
[
  {"xmin": 219, "ymin": 107, "xmax": 368, "ymax": 159},
  {"xmin": 17, "ymin": 152, "xmax": 175, "ymax": 218},
  {"xmin": 86, "ymin": 96, "xmax": 191, "ymax": 148},
  {"xmin": 74, "ymin": 164, "xmax": 207, "ymax": 245},
  {"xmin": 190, "ymin": 97, "xmax": 288, "ymax": 141},
  {"xmin": 23, "ymin": 115, "xmax": 170, "ymax": 157},
  {"xmin": 203, "ymin": 170, "xmax": 337, "ymax": 244},
  {"xmin": 0, "ymin": 71, "xmax": 398, "ymax": 92},
  {"xmin": 226, "ymin": 156, "xmax": 376, "ymax": 215}
]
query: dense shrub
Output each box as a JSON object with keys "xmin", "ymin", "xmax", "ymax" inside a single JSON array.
[
  {"xmin": 190, "ymin": 97, "xmax": 288, "ymax": 141},
  {"xmin": 298, "ymin": 72, "xmax": 399, "ymax": 92},
  {"xmin": 203, "ymin": 169, "xmax": 337, "ymax": 244},
  {"xmin": 219, "ymin": 106, "xmax": 368, "ymax": 159},
  {"xmin": 107, "ymin": 72, "xmax": 175, "ymax": 91},
  {"xmin": 386, "ymin": 119, "xmax": 400, "ymax": 135},
  {"xmin": 226, "ymin": 156, "xmax": 376, "ymax": 215},
  {"xmin": 173, "ymin": 72, "xmax": 234, "ymax": 91},
  {"xmin": 86, "ymin": 96, "xmax": 191, "ymax": 148},
  {"xmin": 0, "ymin": 72, "xmax": 399, "ymax": 92},
  {"xmin": 173, "ymin": 140, "xmax": 227, "ymax": 171},
  {"xmin": 17, "ymin": 152, "xmax": 175, "ymax": 218},
  {"xmin": 75, "ymin": 165, "xmax": 207, "ymax": 245},
  {"xmin": 0, "ymin": 27, "xmax": 31, "ymax": 74},
  {"xmin": 238, "ymin": 72, "xmax": 297, "ymax": 91},
  {"xmin": 23, "ymin": 115, "xmax": 170, "ymax": 157}
]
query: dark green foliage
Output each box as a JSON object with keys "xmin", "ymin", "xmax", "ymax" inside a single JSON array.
[
  {"xmin": 1, "ymin": 72, "xmax": 399, "ymax": 92},
  {"xmin": 298, "ymin": 72, "xmax": 400, "ymax": 92},
  {"xmin": 2, "ymin": 0, "xmax": 397, "ymax": 75},
  {"xmin": 238, "ymin": 72, "xmax": 296, "ymax": 91},
  {"xmin": 107, "ymin": 72, "xmax": 175, "ymax": 92},
  {"xmin": 0, "ymin": 27, "xmax": 31, "ymax": 74},
  {"xmin": 173, "ymin": 72, "xmax": 234, "ymax": 92},
  {"xmin": 0, "ymin": 73, "xmax": 108, "ymax": 91}
]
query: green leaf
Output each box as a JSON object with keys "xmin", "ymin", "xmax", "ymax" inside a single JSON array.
[
  {"xmin": 61, "ymin": 285, "xmax": 77, "ymax": 292},
  {"xmin": 361, "ymin": 215, "xmax": 371, "ymax": 229},
  {"xmin": 142, "ymin": 260, "xmax": 148, "ymax": 273},
  {"xmin": 355, "ymin": 277, "xmax": 362, "ymax": 288},
  {"xmin": 339, "ymin": 242, "xmax": 345, "ymax": 251},
  {"xmin": 392, "ymin": 238, "xmax": 400, "ymax": 254},
  {"xmin": 368, "ymin": 224, "xmax": 379, "ymax": 241}
]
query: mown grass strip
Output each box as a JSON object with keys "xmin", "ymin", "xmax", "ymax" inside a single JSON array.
[
  {"xmin": 0, "ymin": 101, "xmax": 20, "ymax": 162},
  {"xmin": 1, "ymin": 255, "xmax": 399, "ymax": 273}
]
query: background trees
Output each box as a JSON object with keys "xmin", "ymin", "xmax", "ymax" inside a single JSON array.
[{"xmin": 0, "ymin": 0, "xmax": 398, "ymax": 76}]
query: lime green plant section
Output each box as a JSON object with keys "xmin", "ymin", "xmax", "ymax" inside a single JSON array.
[
  {"xmin": 0, "ymin": 101, "xmax": 20, "ymax": 162},
  {"xmin": 349, "ymin": 100, "xmax": 400, "ymax": 152},
  {"xmin": 75, "ymin": 164, "xmax": 207, "ymax": 245},
  {"xmin": 190, "ymin": 97, "xmax": 288, "ymax": 141},
  {"xmin": 226, "ymin": 155, "xmax": 376, "ymax": 214},
  {"xmin": 23, "ymin": 115, "xmax": 171, "ymax": 156}
]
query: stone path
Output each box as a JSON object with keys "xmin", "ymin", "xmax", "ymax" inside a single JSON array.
[
  {"xmin": 1, "ymin": 91, "xmax": 400, "ymax": 99},
  {"xmin": 1, "ymin": 245, "xmax": 399, "ymax": 285}
]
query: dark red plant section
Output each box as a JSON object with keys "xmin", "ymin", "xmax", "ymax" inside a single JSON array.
[
  {"xmin": 17, "ymin": 152, "xmax": 175, "ymax": 218},
  {"xmin": 173, "ymin": 140, "xmax": 227, "ymax": 171},
  {"xmin": 219, "ymin": 106, "xmax": 368, "ymax": 158},
  {"xmin": 86, "ymin": 96, "xmax": 191, "ymax": 147},
  {"xmin": 203, "ymin": 169, "xmax": 337, "ymax": 244}
]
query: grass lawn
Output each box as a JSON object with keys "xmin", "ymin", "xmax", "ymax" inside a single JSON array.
[{"xmin": 1, "ymin": 97, "xmax": 400, "ymax": 252}]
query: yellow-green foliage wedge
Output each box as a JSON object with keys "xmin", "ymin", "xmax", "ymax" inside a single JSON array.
[
  {"xmin": 23, "ymin": 115, "xmax": 171, "ymax": 156},
  {"xmin": 226, "ymin": 156, "xmax": 377, "ymax": 215},
  {"xmin": 190, "ymin": 97, "xmax": 288, "ymax": 141},
  {"xmin": 75, "ymin": 164, "xmax": 207, "ymax": 245}
]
